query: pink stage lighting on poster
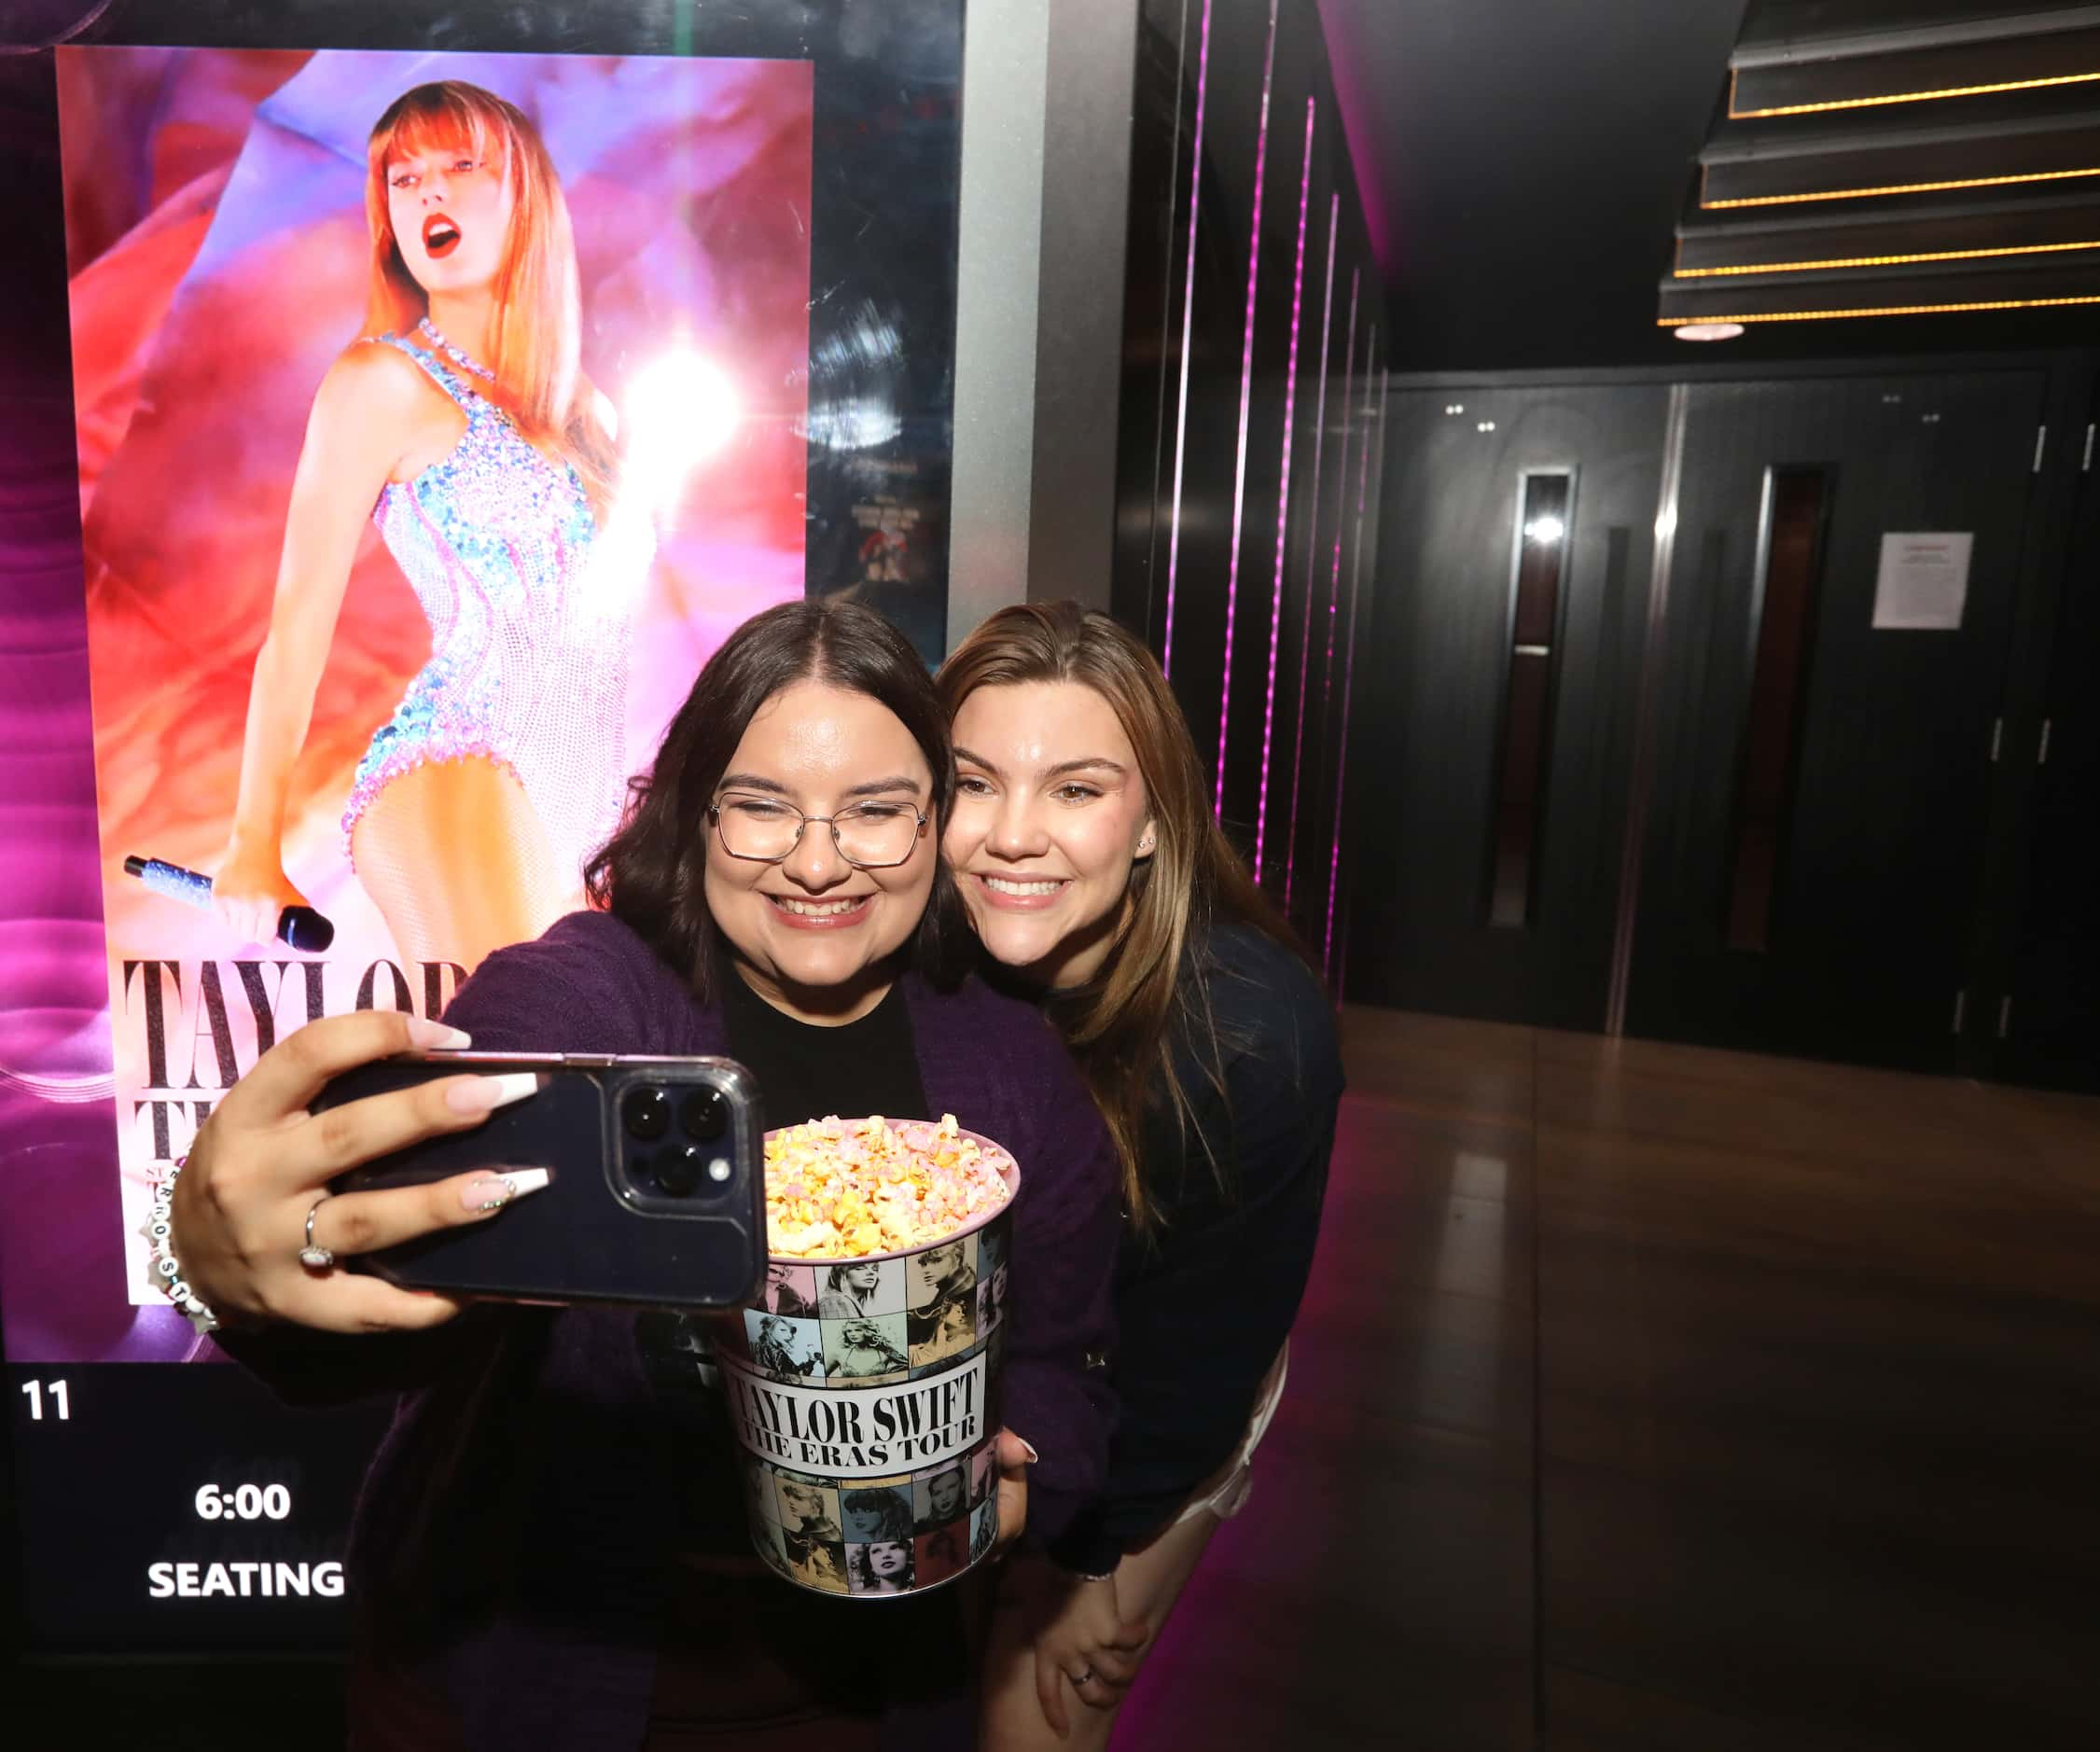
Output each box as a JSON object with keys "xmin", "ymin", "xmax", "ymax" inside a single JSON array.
[{"xmin": 51, "ymin": 47, "xmax": 814, "ymax": 1354}]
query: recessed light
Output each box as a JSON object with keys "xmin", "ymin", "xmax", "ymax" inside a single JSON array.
[{"xmin": 1675, "ymin": 322, "xmax": 1745, "ymax": 341}]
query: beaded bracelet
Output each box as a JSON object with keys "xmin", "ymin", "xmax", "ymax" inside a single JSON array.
[{"xmin": 146, "ymin": 1154, "xmax": 220, "ymax": 1336}]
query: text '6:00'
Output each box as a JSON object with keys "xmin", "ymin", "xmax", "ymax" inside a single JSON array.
[{"xmin": 195, "ymin": 1482, "xmax": 292, "ymax": 1521}]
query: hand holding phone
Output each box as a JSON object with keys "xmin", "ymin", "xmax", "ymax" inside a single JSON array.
[
  {"xmin": 320, "ymin": 1052, "xmax": 767, "ymax": 1310},
  {"xmin": 167, "ymin": 1011, "xmax": 545, "ymax": 1334}
]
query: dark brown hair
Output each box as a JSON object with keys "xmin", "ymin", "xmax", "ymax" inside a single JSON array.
[
  {"xmin": 937, "ymin": 602, "xmax": 1311, "ymax": 1229},
  {"xmin": 588, "ymin": 599, "xmax": 969, "ymax": 997}
]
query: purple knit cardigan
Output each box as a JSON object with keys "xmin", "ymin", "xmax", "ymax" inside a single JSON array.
[{"xmin": 232, "ymin": 911, "xmax": 1120, "ymax": 1749}]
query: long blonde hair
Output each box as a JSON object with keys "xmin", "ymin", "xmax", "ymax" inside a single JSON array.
[
  {"xmin": 938, "ymin": 603, "xmax": 1310, "ymax": 1231},
  {"xmin": 362, "ymin": 80, "xmax": 614, "ymax": 503}
]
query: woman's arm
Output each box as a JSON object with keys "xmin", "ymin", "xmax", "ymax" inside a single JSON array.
[
  {"xmin": 212, "ymin": 344, "xmax": 430, "ymax": 944},
  {"xmin": 202, "ymin": 925, "xmax": 611, "ymax": 1407},
  {"xmin": 988, "ymin": 1012, "xmax": 1123, "ymax": 1555},
  {"xmin": 1078, "ymin": 950, "xmax": 1342, "ymax": 1552},
  {"xmin": 174, "ymin": 1008, "xmax": 540, "ymax": 1329}
]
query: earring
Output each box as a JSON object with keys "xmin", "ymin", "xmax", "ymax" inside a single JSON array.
[{"xmin": 1137, "ymin": 835, "xmax": 1155, "ymax": 854}]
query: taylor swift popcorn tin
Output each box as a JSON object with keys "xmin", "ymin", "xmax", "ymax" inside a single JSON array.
[{"xmin": 719, "ymin": 1115, "xmax": 1016, "ymax": 1597}]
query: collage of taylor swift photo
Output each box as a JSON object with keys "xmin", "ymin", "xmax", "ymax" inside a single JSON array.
[
  {"xmin": 730, "ymin": 1214, "xmax": 1010, "ymax": 1391},
  {"xmin": 720, "ymin": 1217, "xmax": 1012, "ymax": 1595},
  {"xmin": 744, "ymin": 1440, "xmax": 1004, "ymax": 1597}
]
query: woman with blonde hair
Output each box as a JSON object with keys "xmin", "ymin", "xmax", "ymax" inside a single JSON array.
[
  {"xmin": 212, "ymin": 79, "xmax": 642, "ymax": 973},
  {"xmin": 939, "ymin": 601, "xmax": 1343, "ymax": 1747}
]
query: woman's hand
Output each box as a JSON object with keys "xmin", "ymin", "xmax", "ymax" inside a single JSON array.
[
  {"xmin": 170, "ymin": 1009, "xmax": 544, "ymax": 1333},
  {"xmin": 993, "ymin": 1427, "xmax": 1034, "ymax": 1555},
  {"xmin": 211, "ymin": 835, "xmax": 313, "ymax": 948},
  {"xmin": 1026, "ymin": 1565, "xmax": 1151, "ymax": 1735}
]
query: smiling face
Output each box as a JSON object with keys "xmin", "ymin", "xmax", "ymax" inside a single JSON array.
[
  {"xmin": 703, "ymin": 680, "xmax": 936, "ymax": 1022},
  {"xmin": 384, "ymin": 134, "xmax": 514, "ymax": 299},
  {"xmin": 947, "ymin": 680, "xmax": 1156, "ymax": 989}
]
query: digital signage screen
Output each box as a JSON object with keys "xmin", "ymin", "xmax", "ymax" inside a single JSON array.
[{"xmin": 1, "ymin": 0, "xmax": 962, "ymax": 1656}]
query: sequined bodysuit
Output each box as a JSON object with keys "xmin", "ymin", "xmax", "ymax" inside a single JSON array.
[{"xmin": 342, "ymin": 333, "xmax": 643, "ymax": 893}]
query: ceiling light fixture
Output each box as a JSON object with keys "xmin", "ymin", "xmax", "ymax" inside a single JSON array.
[
  {"xmin": 1730, "ymin": 69, "xmax": 2100, "ymax": 120},
  {"xmin": 1659, "ymin": 294, "xmax": 2100, "ymax": 325},
  {"xmin": 1676, "ymin": 240, "xmax": 2100, "ymax": 277},
  {"xmin": 1674, "ymin": 322, "xmax": 1745, "ymax": 341},
  {"xmin": 1704, "ymin": 166, "xmax": 2100, "ymax": 208}
]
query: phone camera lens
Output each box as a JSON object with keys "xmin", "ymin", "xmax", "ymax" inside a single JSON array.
[
  {"xmin": 656, "ymin": 1143, "xmax": 703, "ymax": 1197},
  {"xmin": 680, "ymin": 1087, "xmax": 728, "ymax": 1141},
  {"xmin": 623, "ymin": 1086, "xmax": 671, "ymax": 1140}
]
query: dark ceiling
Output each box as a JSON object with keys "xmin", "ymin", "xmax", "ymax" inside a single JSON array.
[{"xmin": 1316, "ymin": 0, "xmax": 2100, "ymax": 373}]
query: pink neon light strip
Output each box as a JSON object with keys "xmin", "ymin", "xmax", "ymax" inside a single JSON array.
[
  {"xmin": 1283, "ymin": 193, "xmax": 1339, "ymax": 910},
  {"xmin": 1319, "ymin": 273, "xmax": 1360, "ymax": 747},
  {"xmin": 1304, "ymin": 269, "xmax": 1356, "ymax": 935},
  {"xmin": 1326, "ymin": 327, "xmax": 1383, "ymax": 981},
  {"xmin": 1253, "ymin": 97, "xmax": 1315, "ymax": 882},
  {"xmin": 1161, "ymin": 0, "xmax": 1213, "ymax": 679},
  {"xmin": 1213, "ymin": 0, "xmax": 1280, "ymax": 815}
]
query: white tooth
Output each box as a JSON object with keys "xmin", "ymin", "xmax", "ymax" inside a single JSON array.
[{"xmin": 984, "ymin": 877, "xmax": 1064, "ymax": 897}]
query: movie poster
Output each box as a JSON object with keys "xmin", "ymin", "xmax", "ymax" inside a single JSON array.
[{"xmin": 58, "ymin": 47, "xmax": 814, "ymax": 1342}]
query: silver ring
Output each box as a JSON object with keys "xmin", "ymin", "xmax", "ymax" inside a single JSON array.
[
  {"xmin": 299, "ymin": 1192, "xmax": 335, "ymax": 1269},
  {"xmin": 1071, "ymin": 1669, "xmax": 1094, "ymax": 1688}
]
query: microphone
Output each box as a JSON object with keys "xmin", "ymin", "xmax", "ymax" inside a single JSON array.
[{"xmin": 122, "ymin": 855, "xmax": 336, "ymax": 952}]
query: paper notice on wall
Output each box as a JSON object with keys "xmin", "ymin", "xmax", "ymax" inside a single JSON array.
[{"xmin": 1871, "ymin": 533, "xmax": 1972, "ymax": 630}]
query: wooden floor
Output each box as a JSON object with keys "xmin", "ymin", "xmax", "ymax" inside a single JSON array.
[
  {"xmin": 1113, "ymin": 1008, "xmax": 2100, "ymax": 1751},
  {"xmin": 14, "ymin": 1009, "xmax": 2097, "ymax": 1746}
]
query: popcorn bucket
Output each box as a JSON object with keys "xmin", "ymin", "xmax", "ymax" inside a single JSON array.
[{"xmin": 718, "ymin": 1120, "xmax": 1017, "ymax": 1598}]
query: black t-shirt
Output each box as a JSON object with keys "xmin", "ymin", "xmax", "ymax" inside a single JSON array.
[
  {"xmin": 630, "ymin": 970, "xmax": 927, "ymax": 1546},
  {"xmin": 716, "ymin": 961, "xmax": 930, "ymax": 1131},
  {"xmin": 634, "ymin": 968, "xmax": 928, "ymax": 1552},
  {"xmin": 637, "ymin": 969, "xmax": 962, "ymax": 1728}
]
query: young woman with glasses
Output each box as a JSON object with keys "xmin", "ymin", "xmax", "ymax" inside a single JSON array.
[
  {"xmin": 938, "ymin": 602, "xmax": 1343, "ymax": 1749},
  {"xmin": 164, "ymin": 598, "xmax": 1120, "ymax": 1748}
]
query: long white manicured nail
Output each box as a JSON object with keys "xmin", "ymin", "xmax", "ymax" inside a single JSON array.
[
  {"xmin": 461, "ymin": 1168, "xmax": 550, "ymax": 1212},
  {"xmin": 446, "ymin": 1072, "xmax": 539, "ymax": 1115},
  {"xmin": 407, "ymin": 1017, "xmax": 473, "ymax": 1050}
]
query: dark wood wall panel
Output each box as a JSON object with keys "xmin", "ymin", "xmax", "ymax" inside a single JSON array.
[{"xmin": 1113, "ymin": 0, "xmax": 1388, "ymax": 976}]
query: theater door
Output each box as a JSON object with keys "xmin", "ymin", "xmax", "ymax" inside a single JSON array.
[
  {"xmin": 1622, "ymin": 369, "xmax": 2047, "ymax": 1072},
  {"xmin": 1347, "ymin": 383, "xmax": 1667, "ymax": 1032}
]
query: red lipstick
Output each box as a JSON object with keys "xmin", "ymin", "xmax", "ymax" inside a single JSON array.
[{"xmin": 422, "ymin": 212, "xmax": 462, "ymax": 259}]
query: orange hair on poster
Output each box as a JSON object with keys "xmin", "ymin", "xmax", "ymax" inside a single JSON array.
[{"xmin": 361, "ymin": 79, "xmax": 613, "ymax": 503}]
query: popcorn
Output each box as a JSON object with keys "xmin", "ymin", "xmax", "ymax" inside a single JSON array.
[{"xmin": 763, "ymin": 1114, "xmax": 1014, "ymax": 1259}]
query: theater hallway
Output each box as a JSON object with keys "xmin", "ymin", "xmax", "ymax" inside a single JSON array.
[{"xmin": 1112, "ymin": 1008, "xmax": 2100, "ymax": 1751}]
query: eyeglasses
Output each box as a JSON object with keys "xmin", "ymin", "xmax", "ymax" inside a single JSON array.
[{"xmin": 707, "ymin": 792, "xmax": 929, "ymax": 869}]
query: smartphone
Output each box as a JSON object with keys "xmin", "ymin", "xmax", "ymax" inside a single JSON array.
[{"xmin": 314, "ymin": 1052, "xmax": 766, "ymax": 1310}]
